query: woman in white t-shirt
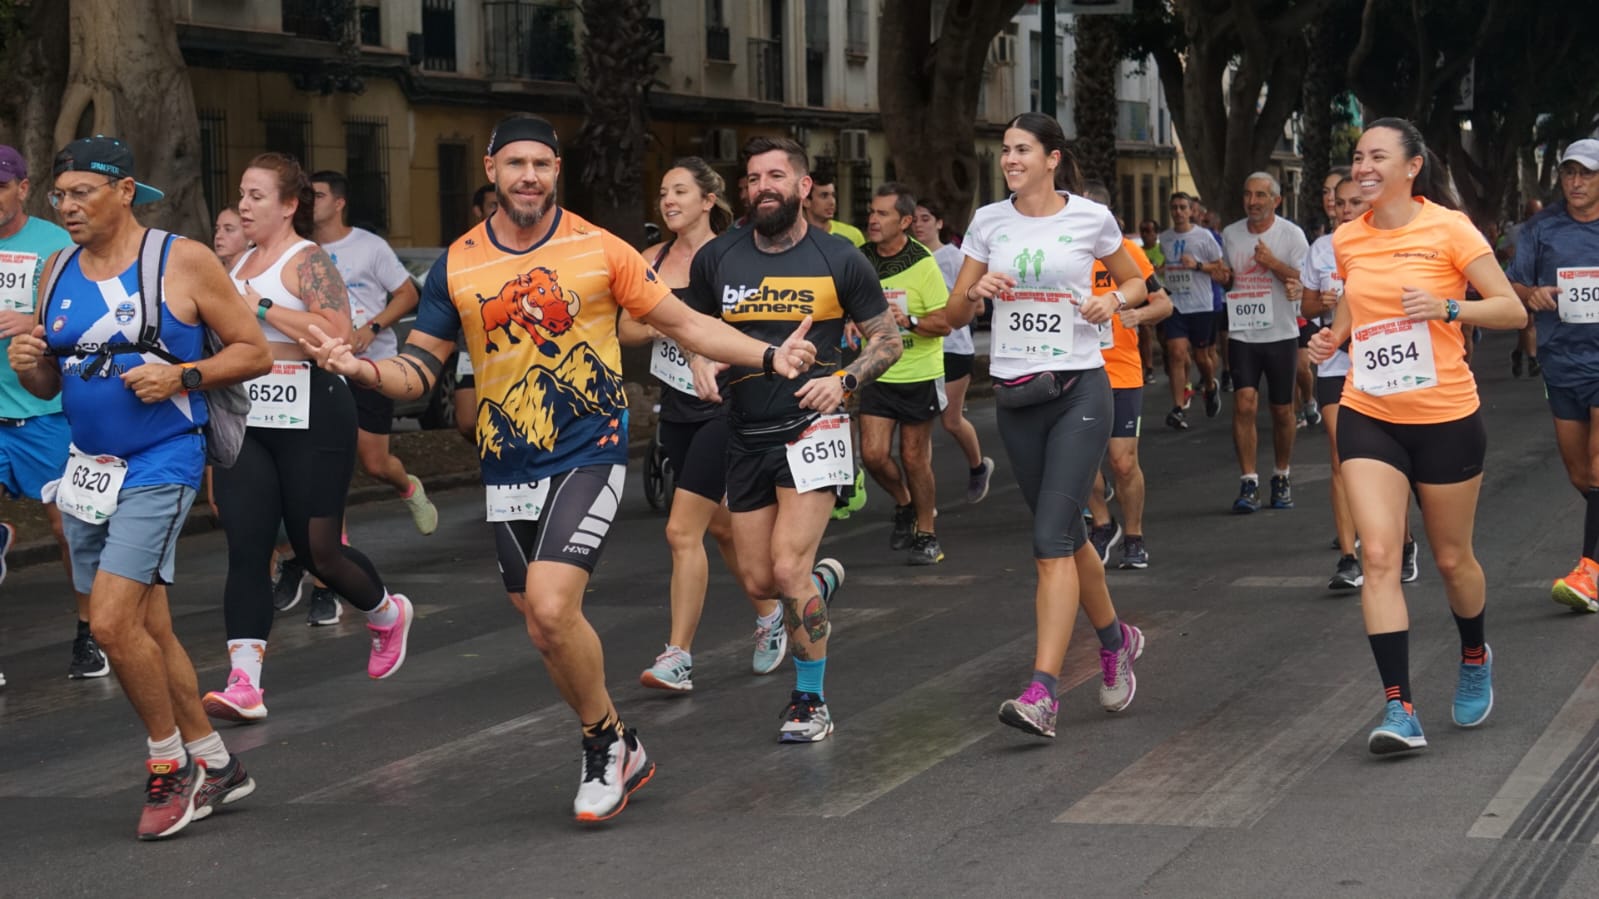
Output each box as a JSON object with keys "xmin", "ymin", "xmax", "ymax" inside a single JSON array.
[
  {"xmin": 911, "ymin": 200, "xmax": 995, "ymax": 504},
  {"xmin": 945, "ymin": 112, "xmax": 1152, "ymax": 741}
]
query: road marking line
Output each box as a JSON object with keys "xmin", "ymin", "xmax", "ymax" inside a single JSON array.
[{"xmin": 1469, "ymin": 659, "xmax": 1599, "ymax": 840}]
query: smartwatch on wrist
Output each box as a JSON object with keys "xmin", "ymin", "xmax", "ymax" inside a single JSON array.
[
  {"xmin": 1445, "ymin": 298, "xmax": 1460, "ymax": 323},
  {"xmin": 834, "ymin": 370, "xmax": 858, "ymax": 396},
  {"xmin": 180, "ymin": 364, "xmax": 202, "ymax": 390},
  {"xmin": 256, "ymin": 297, "xmax": 274, "ymax": 320},
  {"xmin": 369, "ymin": 321, "xmax": 384, "ymax": 334}
]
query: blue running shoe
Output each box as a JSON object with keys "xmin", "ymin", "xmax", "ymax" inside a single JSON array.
[
  {"xmin": 1368, "ymin": 700, "xmax": 1427, "ymax": 755},
  {"xmin": 1233, "ymin": 479, "xmax": 1260, "ymax": 514},
  {"xmin": 1453, "ymin": 645, "xmax": 1493, "ymax": 727}
]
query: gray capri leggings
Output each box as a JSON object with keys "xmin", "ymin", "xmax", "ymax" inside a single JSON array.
[{"xmin": 996, "ymin": 366, "xmax": 1114, "ymax": 559}]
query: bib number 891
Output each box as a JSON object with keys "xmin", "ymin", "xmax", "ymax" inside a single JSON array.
[
  {"xmin": 1007, "ymin": 312, "xmax": 1062, "ymax": 333},
  {"xmin": 800, "ymin": 438, "xmax": 848, "ymax": 465},
  {"xmin": 1363, "ymin": 342, "xmax": 1420, "ymax": 370},
  {"xmin": 248, "ymin": 383, "xmax": 299, "ymax": 404}
]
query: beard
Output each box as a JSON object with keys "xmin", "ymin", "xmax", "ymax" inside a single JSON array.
[
  {"xmin": 750, "ymin": 190, "xmax": 802, "ymax": 237},
  {"xmin": 497, "ymin": 185, "xmax": 556, "ymax": 229}
]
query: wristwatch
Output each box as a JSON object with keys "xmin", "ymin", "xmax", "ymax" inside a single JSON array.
[
  {"xmin": 907, "ymin": 315, "xmax": 920, "ymax": 330},
  {"xmin": 369, "ymin": 321, "xmax": 385, "ymax": 334},
  {"xmin": 256, "ymin": 297, "xmax": 274, "ymax": 320},
  {"xmin": 834, "ymin": 370, "xmax": 859, "ymax": 396},
  {"xmin": 1445, "ymin": 298, "xmax": 1460, "ymax": 323},
  {"xmin": 180, "ymin": 364, "xmax": 203, "ymax": 390}
]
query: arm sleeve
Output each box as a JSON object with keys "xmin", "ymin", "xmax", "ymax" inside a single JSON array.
[
  {"xmin": 682, "ymin": 237, "xmax": 721, "ymax": 316},
  {"xmin": 1504, "ymin": 220, "xmax": 1538, "ymax": 285},
  {"xmin": 412, "ymin": 251, "xmax": 462, "ymax": 342},
  {"xmin": 961, "ymin": 209, "xmax": 991, "ymax": 264},
  {"xmin": 604, "ymin": 232, "xmax": 670, "ymax": 318},
  {"xmin": 375, "ymin": 244, "xmax": 412, "ymax": 294}
]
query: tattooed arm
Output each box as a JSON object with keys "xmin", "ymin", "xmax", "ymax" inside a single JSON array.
[
  {"xmin": 263, "ymin": 245, "xmax": 354, "ymax": 346},
  {"xmin": 792, "ymin": 308, "xmax": 903, "ymax": 412}
]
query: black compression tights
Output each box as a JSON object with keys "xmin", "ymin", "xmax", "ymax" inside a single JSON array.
[{"xmin": 215, "ymin": 367, "xmax": 385, "ymax": 641}]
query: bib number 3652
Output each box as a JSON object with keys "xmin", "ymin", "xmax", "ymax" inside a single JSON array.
[
  {"xmin": 55, "ymin": 446, "xmax": 128, "ymax": 524},
  {"xmin": 993, "ymin": 289, "xmax": 1076, "ymax": 361},
  {"xmin": 786, "ymin": 414, "xmax": 854, "ymax": 493}
]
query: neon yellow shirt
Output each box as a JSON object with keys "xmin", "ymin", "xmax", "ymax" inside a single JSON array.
[
  {"xmin": 864, "ymin": 238, "xmax": 948, "ymax": 383},
  {"xmin": 828, "ymin": 220, "xmax": 867, "ymax": 247}
]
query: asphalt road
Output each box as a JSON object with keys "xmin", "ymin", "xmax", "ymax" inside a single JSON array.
[{"xmin": 3, "ymin": 331, "xmax": 1597, "ymax": 899}]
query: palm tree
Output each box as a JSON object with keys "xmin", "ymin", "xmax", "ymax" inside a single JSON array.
[
  {"xmin": 1072, "ymin": 15, "xmax": 1119, "ymax": 194},
  {"xmin": 575, "ymin": 0, "xmax": 656, "ymax": 246}
]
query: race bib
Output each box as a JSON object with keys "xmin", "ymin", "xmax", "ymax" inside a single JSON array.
[
  {"xmin": 1351, "ymin": 317, "xmax": 1437, "ymax": 396},
  {"xmin": 55, "ymin": 446, "xmax": 128, "ymax": 524},
  {"xmin": 649, "ymin": 338, "xmax": 696, "ymax": 396},
  {"xmin": 1227, "ymin": 271, "xmax": 1275, "ymax": 331},
  {"xmin": 993, "ymin": 289, "xmax": 1076, "ymax": 361},
  {"xmin": 785, "ymin": 414, "xmax": 854, "ymax": 493},
  {"xmin": 485, "ymin": 480, "xmax": 550, "ymax": 522},
  {"xmin": 245, "ymin": 361, "xmax": 312, "ymax": 429},
  {"xmin": 0, "ymin": 251, "xmax": 37, "ymax": 312},
  {"xmin": 1557, "ymin": 267, "xmax": 1599, "ymax": 324},
  {"xmin": 456, "ymin": 350, "xmax": 474, "ymax": 379},
  {"xmin": 884, "ymin": 288, "xmax": 910, "ymax": 320},
  {"xmin": 1097, "ymin": 322, "xmax": 1115, "ymax": 351}
]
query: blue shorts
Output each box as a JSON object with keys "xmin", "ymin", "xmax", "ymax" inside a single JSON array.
[
  {"xmin": 1546, "ymin": 381, "xmax": 1599, "ymax": 422},
  {"xmin": 1162, "ymin": 311, "xmax": 1216, "ymax": 348},
  {"xmin": 0, "ymin": 412, "xmax": 70, "ymax": 501},
  {"xmin": 62, "ymin": 483, "xmax": 196, "ymax": 593}
]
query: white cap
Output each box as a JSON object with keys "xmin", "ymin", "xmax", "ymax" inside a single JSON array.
[{"xmin": 1559, "ymin": 139, "xmax": 1599, "ymax": 171}]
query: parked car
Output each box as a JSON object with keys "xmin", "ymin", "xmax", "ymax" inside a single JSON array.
[{"xmin": 390, "ymin": 247, "xmax": 457, "ymax": 429}]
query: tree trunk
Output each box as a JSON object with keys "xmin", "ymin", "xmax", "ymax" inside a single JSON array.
[
  {"xmin": 879, "ymin": 0, "xmax": 1027, "ymax": 231},
  {"xmin": 1297, "ymin": 24, "xmax": 1333, "ymax": 233},
  {"xmin": 0, "ymin": 2, "xmax": 71, "ymax": 221},
  {"xmin": 575, "ymin": 0, "xmax": 655, "ymax": 248},
  {"xmin": 49, "ymin": 0, "xmax": 208, "ymax": 238},
  {"xmin": 1071, "ymin": 16, "xmax": 1119, "ymax": 195}
]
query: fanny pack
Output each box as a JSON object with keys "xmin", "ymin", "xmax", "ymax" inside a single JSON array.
[{"xmin": 992, "ymin": 371, "xmax": 1079, "ymax": 409}]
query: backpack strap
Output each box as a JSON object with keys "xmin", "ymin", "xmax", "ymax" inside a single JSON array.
[
  {"xmin": 38, "ymin": 245, "xmax": 82, "ymax": 329},
  {"xmin": 135, "ymin": 228, "xmax": 175, "ymax": 348}
]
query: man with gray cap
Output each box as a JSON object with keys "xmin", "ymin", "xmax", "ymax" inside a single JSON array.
[
  {"xmin": 0, "ymin": 144, "xmax": 111, "ymax": 683},
  {"xmin": 1508, "ymin": 138, "xmax": 1599, "ymax": 612},
  {"xmin": 8, "ymin": 136, "xmax": 272, "ymax": 840}
]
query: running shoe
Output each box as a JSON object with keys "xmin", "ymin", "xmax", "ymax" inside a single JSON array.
[
  {"xmin": 1118, "ymin": 536, "xmax": 1149, "ymax": 570},
  {"xmin": 1269, "ymin": 474, "xmax": 1294, "ymax": 509},
  {"xmin": 1099, "ymin": 621, "xmax": 1144, "ymax": 712},
  {"xmin": 69, "ymin": 630, "xmax": 110, "ymax": 679},
  {"xmin": 1401, "ymin": 539, "xmax": 1419, "ymax": 583},
  {"xmin": 0, "ymin": 521, "xmax": 14, "ymax": 586},
  {"xmin": 1295, "ymin": 409, "xmax": 1307, "ymax": 429},
  {"xmin": 831, "ymin": 467, "xmax": 868, "ymax": 521},
  {"xmin": 1233, "ymin": 479, "xmax": 1260, "ymax": 514},
  {"xmin": 202, "ymin": 669, "xmax": 268, "ymax": 722},
  {"xmin": 272, "ymin": 557, "xmax": 308, "ymax": 612},
  {"xmin": 907, "ymin": 531, "xmax": 944, "ymax": 566},
  {"xmin": 1088, "ymin": 519, "xmax": 1122, "ymax": 566},
  {"xmin": 1203, "ymin": 378, "xmax": 1221, "ymax": 418},
  {"xmin": 366, "ymin": 594, "xmax": 414, "ymax": 680},
  {"xmin": 1368, "ymin": 700, "xmax": 1427, "ymax": 755},
  {"xmin": 1304, "ymin": 399, "xmax": 1322, "ymax": 427},
  {"xmin": 1329, "ymin": 555, "xmax": 1364, "ymax": 591},
  {"xmin": 1454, "ymin": 645, "xmax": 1493, "ymax": 728},
  {"xmin": 402, "ymin": 475, "xmax": 439, "ymax": 535},
  {"xmin": 967, "ymin": 456, "xmax": 995, "ymax": 504},
  {"xmin": 751, "ymin": 618, "xmax": 787, "ymax": 675},
  {"xmin": 137, "ymin": 756, "xmax": 204, "ymax": 841},
  {"xmin": 1182, "ymin": 384, "xmax": 1194, "ymax": 410},
  {"xmin": 1552, "ymin": 557, "xmax": 1599, "ymax": 612},
  {"xmin": 573, "ymin": 726, "xmax": 655, "ymax": 823},
  {"xmin": 778, "ymin": 691, "xmax": 834, "ymax": 743},
  {"xmin": 306, "ymin": 587, "xmax": 342, "ymax": 626},
  {"xmin": 890, "ymin": 503, "xmax": 916, "ymax": 551},
  {"xmin": 640, "ymin": 645, "xmax": 694, "ymax": 692},
  {"xmin": 998, "ymin": 682, "xmax": 1057, "ymax": 738},
  {"xmin": 813, "ymin": 558, "xmax": 845, "ymax": 606},
  {"xmin": 1164, "ymin": 407, "xmax": 1189, "ymax": 431},
  {"xmin": 193, "ymin": 755, "xmax": 256, "ymax": 821}
]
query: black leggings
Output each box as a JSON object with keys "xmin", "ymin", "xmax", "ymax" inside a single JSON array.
[
  {"xmin": 216, "ymin": 366, "xmax": 385, "ymax": 641},
  {"xmin": 996, "ymin": 367, "xmax": 1113, "ymax": 559}
]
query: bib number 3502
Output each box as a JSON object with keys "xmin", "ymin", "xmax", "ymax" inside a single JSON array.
[
  {"xmin": 1351, "ymin": 317, "xmax": 1437, "ymax": 396},
  {"xmin": 1558, "ymin": 267, "xmax": 1599, "ymax": 324},
  {"xmin": 786, "ymin": 414, "xmax": 854, "ymax": 493},
  {"xmin": 54, "ymin": 446, "xmax": 128, "ymax": 524}
]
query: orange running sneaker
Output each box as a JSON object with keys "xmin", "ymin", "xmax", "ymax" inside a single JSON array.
[{"xmin": 1552, "ymin": 557, "xmax": 1599, "ymax": 613}]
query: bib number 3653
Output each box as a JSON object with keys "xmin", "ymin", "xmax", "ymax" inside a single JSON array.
[
  {"xmin": 55, "ymin": 446, "xmax": 128, "ymax": 524},
  {"xmin": 786, "ymin": 414, "xmax": 854, "ymax": 493}
]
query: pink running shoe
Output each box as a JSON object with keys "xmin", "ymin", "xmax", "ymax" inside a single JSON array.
[
  {"xmin": 202, "ymin": 669, "xmax": 267, "ymax": 722},
  {"xmin": 367, "ymin": 594, "xmax": 414, "ymax": 679}
]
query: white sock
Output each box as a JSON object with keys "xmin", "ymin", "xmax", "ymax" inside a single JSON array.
[
  {"xmin": 184, "ymin": 731, "xmax": 230, "ymax": 771},
  {"xmin": 1241, "ymin": 473, "xmax": 1259, "ymax": 484},
  {"xmin": 227, "ymin": 639, "xmax": 266, "ymax": 687},
  {"xmin": 365, "ymin": 593, "xmax": 400, "ymax": 628},
  {"xmin": 756, "ymin": 607, "xmax": 782, "ymax": 628},
  {"xmin": 147, "ymin": 729, "xmax": 186, "ymax": 764},
  {"xmin": 1274, "ymin": 467, "xmax": 1291, "ymax": 478}
]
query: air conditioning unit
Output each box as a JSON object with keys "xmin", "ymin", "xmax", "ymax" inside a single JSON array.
[
  {"xmin": 989, "ymin": 34, "xmax": 1017, "ymax": 66},
  {"xmin": 840, "ymin": 129, "xmax": 869, "ymax": 163},
  {"xmin": 704, "ymin": 127, "xmax": 739, "ymax": 163}
]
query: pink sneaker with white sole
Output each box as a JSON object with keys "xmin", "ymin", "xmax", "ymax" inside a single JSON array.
[
  {"xmin": 367, "ymin": 594, "xmax": 414, "ymax": 679},
  {"xmin": 202, "ymin": 669, "xmax": 267, "ymax": 722}
]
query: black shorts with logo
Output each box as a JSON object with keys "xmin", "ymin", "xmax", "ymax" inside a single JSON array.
[
  {"xmin": 493, "ymin": 464, "xmax": 626, "ymax": 590},
  {"xmin": 858, "ymin": 379, "xmax": 941, "ymax": 424}
]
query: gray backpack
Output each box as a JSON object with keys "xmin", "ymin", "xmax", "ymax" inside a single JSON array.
[{"xmin": 41, "ymin": 228, "xmax": 251, "ymax": 468}]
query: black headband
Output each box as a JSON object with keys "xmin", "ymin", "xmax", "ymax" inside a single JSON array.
[{"xmin": 488, "ymin": 116, "xmax": 560, "ymax": 157}]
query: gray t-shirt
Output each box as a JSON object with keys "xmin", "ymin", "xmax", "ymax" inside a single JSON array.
[{"xmin": 322, "ymin": 227, "xmax": 412, "ymax": 360}]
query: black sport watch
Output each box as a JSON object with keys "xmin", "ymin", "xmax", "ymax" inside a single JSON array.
[
  {"xmin": 180, "ymin": 364, "xmax": 203, "ymax": 390},
  {"xmin": 835, "ymin": 371, "xmax": 859, "ymax": 395},
  {"xmin": 369, "ymin": 321, "xmax": 384, "ymax": 334}
]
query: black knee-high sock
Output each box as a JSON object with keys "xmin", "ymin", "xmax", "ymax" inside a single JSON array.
[
  {"xmin": 1583, "ymin": 489, "xmax": 1599, "ymax": 560},
  {"xmin": 1454, "ymin": 610, "xmax": 1486, "ymax": 663},
  {"xmin": 1368, "ymin": 631, "xmax": 1411, "ymax": 707}
]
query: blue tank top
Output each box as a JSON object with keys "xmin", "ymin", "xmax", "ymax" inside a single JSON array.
[{"xmin": 45, "ymin": 241, "xmax": 209, "ymax": 489}]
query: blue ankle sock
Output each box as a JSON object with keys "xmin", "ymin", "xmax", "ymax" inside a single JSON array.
[{"xmin": 795, "ymin": 658, "xmax": 826, "ymax": 699}]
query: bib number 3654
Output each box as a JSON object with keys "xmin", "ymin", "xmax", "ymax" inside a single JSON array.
[
  {"xmin": 786, "ymin": 414, "xmax": 854, "ymax": 493},
  {"xmin": 1351, "ymin": 317, "xmax": 1437, "ymax": 396}
]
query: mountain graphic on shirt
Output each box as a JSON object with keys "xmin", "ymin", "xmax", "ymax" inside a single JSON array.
[{"xmin": 477, "ymin": 341, "xmax": 626, "ymax": 459}]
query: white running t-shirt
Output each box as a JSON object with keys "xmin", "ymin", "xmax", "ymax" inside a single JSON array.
[
  {"xmin": 932, "ymin": 242, "xmax": 974, "ymax": 355},
  {"xmin": 1221, "ymin": 215, "xmax": 1309, "ymax": 344},
  {"xmin": 322, "ymin": 227, "xmax": 413, "ymax": 361},
  {"xmin": 1157, "ymin": 226, "xmax": 1223, "ymax": 314}
]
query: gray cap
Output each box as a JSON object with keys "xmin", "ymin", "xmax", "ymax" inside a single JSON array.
[{"xmin": 1559, "ymin": 139, "xmax": 1599, "ymax": 172}]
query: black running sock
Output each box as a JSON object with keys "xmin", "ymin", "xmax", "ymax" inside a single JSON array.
[
  {"xmin": 581, "ymin": 711, "xmax": 622, "ymax": 741},
  {"xmin": 970, "ymin": 464, "xmax": 985, "ymax": 476},
  {"xmin": 1453, "ymin": 610, "xmax": 1486, "ymax": 659},
  {"xmin": 1030, "ymin": 670, "xmax": 1058, "ymax": 701},
  {"xmin": 1096, "ymin": 618, "xmax": 1125, "ymax": 652},
  {"xmin": 1368, "ymin": 631, "xmax": 1412, "ymax": 707},
  {"xmin": 1583, "ymin": 489, "xmax": 1599, "ymax": 560},
  {"xmin": 76, "ymin": 619, "xmax": 90, "ymax": 637}
]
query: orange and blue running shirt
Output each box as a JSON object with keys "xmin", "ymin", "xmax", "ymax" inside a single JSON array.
[
  {"xmin": 1094, "ymin": 237, "xmax": 1157, "ymax": 390},
  {"xmin": 1333, "ymin": 197, "xmax": 1493, "ymax": 424},
  {"xmin": 415, "ymin": 208, "xmax": 669, "ymax": 483}
]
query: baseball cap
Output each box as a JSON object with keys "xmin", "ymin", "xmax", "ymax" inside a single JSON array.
[
  {"xmin": 487, "ymin": 115, "xmax": 560, "ymax": 157},
  {"xmin": 1559, "ymin": 139, "xmax": 1599, "ymax": 172},
  {"xmin": 0, "ymin": 146, "xmax": 26, "ymax": 184},
  {"xmin": 51, "ymin": 136, "xmax": 165, "ymax": 205}
]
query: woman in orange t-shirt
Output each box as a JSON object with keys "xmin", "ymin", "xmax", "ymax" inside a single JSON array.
[{"xmin": 1308, "ymin": 118, "xmax": 1525, "ymax": 757}]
